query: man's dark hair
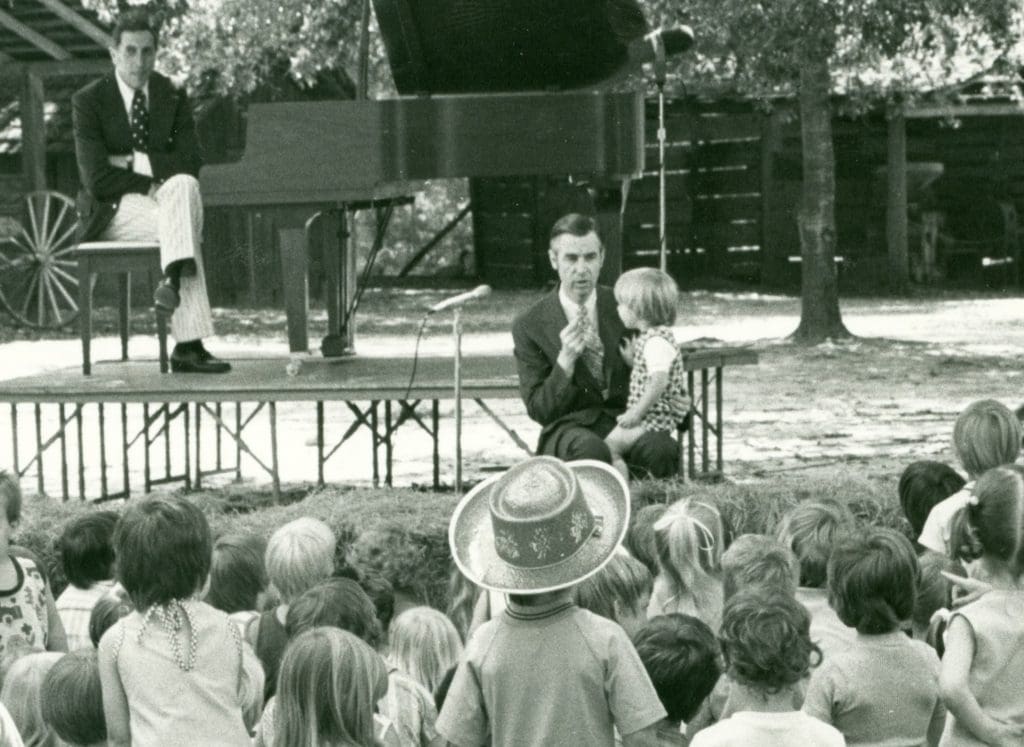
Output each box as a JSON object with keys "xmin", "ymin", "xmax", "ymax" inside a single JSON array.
[
  {"xmin": 114, "ymin": 496, "xmax": 212, "ymax": 611},
  {"xmin": 549, "ymin": 213, "xmax": 598, "ymax": 244},
  {"xmin": 112, "ymin": 9, "xmax": 160, "ymax": 47},
  {"xmin": 633, "ymin": 614, "xmax": 720, "ymax": 723},
  {"xmin": 898, "ymin": 461, "xmax": 965, "ymax": 540},
  {"xmin": 58, "ymin": 511, "xmax": 118, "ymax": 589}
]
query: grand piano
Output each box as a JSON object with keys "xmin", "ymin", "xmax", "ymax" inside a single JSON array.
[{"xmin": 201, "ymin": 0, "xmax": 652, "ymax": 356}]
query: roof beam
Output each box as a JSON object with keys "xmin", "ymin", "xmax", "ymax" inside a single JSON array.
[
  {"xmin": 34, "ymin": 0, "xmax": 112, "ymax": 48},
  {"xmin": 0, "ymin": 7, "xmax": 72, "ymax": 60}
]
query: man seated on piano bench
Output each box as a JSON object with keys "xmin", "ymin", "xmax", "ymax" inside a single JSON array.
[
  {"xmin": 512, "ymin": 213, "xmax": 681, "ymax": 479},
  {"xmin": 71, "ymin": 9, "xmax": 229, "ymax": 374}
]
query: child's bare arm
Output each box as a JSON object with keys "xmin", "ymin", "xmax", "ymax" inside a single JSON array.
[
  {"xmin": 940, "ymin": 616, "xmax": 1024, "ymax": 745},
  {"xmin": 43, "ymin": 584, "xmax": 68, "ymax": 652},
  {"xmin": 618, "ymin": 371, "xmax": 669, "ymax": 428},
  {"xmin": 97, "ymin": 630, "xmax": 132, "ymax": 746},
  {"xmin": 620, "ymin": 723, "xmax": 662, "ymax": 747}
]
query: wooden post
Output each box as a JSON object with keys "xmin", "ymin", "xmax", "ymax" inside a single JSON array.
[
  {"xmin": 20, "ymin": 70, "xmax": 46, "ymax": 191},
  {"xmin": 278, "ymin": 225, "xmax": 310, "ymax": 353},
  {"xmin": 886, "ymin": 107, "xmax": 909, "ymax": 290},
  {"xmin": 760, "ymin": 110, "xmax": 784, "ymax": 285}
]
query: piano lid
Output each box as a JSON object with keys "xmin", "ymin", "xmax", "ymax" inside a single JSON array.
[{"xmin": 372, "ymin": 0, "xmax": 649, "ymax": 95}]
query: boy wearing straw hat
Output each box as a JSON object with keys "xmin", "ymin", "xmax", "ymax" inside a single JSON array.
[{"xmin": 437, "ymin": 456, "xmax": 667, "ymax": 746}]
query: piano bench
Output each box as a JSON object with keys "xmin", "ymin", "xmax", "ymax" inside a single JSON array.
[{"xmin": 74, "ymin": 241, "xmax": 168, "ymax": 376}]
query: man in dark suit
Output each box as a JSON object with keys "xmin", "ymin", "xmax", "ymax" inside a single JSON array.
[
  {"xmin": 512, "ymin": 213, "xmax": 679, "ymax": 477},
  {"xmin": 72, "ymin": 9, "xmax": 228, "ymax": 373}
]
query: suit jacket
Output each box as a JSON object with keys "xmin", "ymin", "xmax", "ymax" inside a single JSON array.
[
  {"xmin": 71, "ymin": 71, "xmax": 203, "ymax": 241},
  {"xmin": 512, "ymin": 285, "xmax": 631, "ymax": 451}
]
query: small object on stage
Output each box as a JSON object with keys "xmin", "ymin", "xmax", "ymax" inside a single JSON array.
[
  {"xmin": 285, "ymin": 356, "xmax": 304, "ymax": 377},
  {"xmin": 320, "ymin": 334, "xmax": 353, "ymax": 358}
]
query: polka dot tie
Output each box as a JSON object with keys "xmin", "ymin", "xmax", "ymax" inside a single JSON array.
[{"xmin": 131, "ymin": 88, "xmax": 149, "ymax": 152}]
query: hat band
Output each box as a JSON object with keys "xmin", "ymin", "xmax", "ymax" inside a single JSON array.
[{"xmin": 490, "ymin": 488, "xmax": 596, "ymax": 569}]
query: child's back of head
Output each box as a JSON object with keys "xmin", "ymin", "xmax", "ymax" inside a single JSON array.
[
  {"xmin": 827, "ymin": 527, "xmax": 918, "ymax": 634},
  {"xmin": 898, "ymin": 461, "xmax": 966, "ymax": 542},
  {"xmin": 633, "ymin": 613, "xmax": 720, "ymax": 725},
  {"xmin": 950, "ymin": 464, "xmax": 1024, "ymax": 577},
  {"xmin": 721, "ymin": 533, "xmax": 799, "ymax": 601},
  {"xmin": 41, "ymin": 648, "xmax": 106, "ymax": 747},
  {"xmin": 653, "ymin": 499, "xmax": 725, "ymax": 602},
  {"xmin": 114, "ymin": 495, "xmax": 211, "ymax": 611},
  {"xmin": 275, "ymin": 627, "xmax": 388, "ymax": 747},
  {"xmin": 914, "ymin": 552, "xmax": 960, "ymax": 652},
  {"xmin": 204, "ymin": 532, "xmax": 267, "ymax": 615},
  {"xmin": 88, "ymin": 588, "xmax": 133, "ymax": 648},
  {"xmin": 718, "ymin": 588, "xmax": 820, "ymax": 695},
  {"xmin": 265, "ymin": 517, "xmax": 336, "ymax": 605},
  {"xmin": 953, "ymin": 399, "xmax": 1022, "ymax": 479},
  {"xmin": 58, "ymin": 511, "xmax": 118, "ymax": 591},
  {"xmin": 0, "ymin": 651, "xmax": 63, "ymax": 747},
  {"xmin": 574, "ymin": 549, "xmax": 653, "ymax": 636},
  {"xmin": 775, "ymin": 499, "xmax": 855, "ymax": 588},
  {"xmin": 388, "ymin": 607, "xmax": 463, "ymax": 695},
  {"xmin": 626, "ymin": 504, "xmax": 667, "ymax": 577},
  {"xmin": 286, "ymin": 577, "xmax": 382, "ymax": 647}
]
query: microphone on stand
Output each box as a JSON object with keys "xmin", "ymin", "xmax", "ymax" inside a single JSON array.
[{"xmin": 428, "ymin": 285, "xmax": 492, "ymax": 313}]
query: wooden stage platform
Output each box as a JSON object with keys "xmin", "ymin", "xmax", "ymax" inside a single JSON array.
[{"xmin": 0, "ymin": 348, "xmax": 757, "ymax": 501}]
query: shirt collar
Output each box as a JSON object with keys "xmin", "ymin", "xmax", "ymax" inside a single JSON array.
[
  {"xmin": 558, "ymin": 284, "xmax": 597, "ymax": 323},
  {"xmin": 505, "ymin": 590, "xmax": 575, "ymax": 621},
  {"xmin": 115, "ymin": 73, "xmax": 149, "ymax": 115}
]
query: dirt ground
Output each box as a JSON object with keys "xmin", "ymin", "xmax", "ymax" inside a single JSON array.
[{"xmin": 2, "ymin": 288, "xmax": 1023, "ymax": 493}]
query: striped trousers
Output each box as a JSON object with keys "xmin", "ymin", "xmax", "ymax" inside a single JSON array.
[{"xmin": 101, "ymin": 174, "xmax": 214, "ymax": 342}]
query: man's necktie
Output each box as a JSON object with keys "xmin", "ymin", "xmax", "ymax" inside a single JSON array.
[
  {"xmin": 576, "ymin": 303, "xmax": 604, "ymax": 384},
  {"xmin": 131, "ymin": 89, "xmax": 149, "ymax": 152}
]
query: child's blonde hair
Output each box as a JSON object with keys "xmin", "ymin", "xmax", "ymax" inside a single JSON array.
[
  {"xmin": 574, "ymin": 549, "xmax": 653, "ymax": 623},
  {"xmin": 0, "ymin": 652, "xmax": 64, "ymax": 747},
  {"xmin": 950, "ymin": 464, "xmax": 1024, "ymax": 576},
  {"xmin": 953, "ymin": 399, "xmax": 1022, "ymax": 478},
  {"xmin": 613, "ymin": 268, "xmax": 678, "ymax": 327},
  {"xmin": 654, "ymin": 500, "xmax": 725, "ymax": 604},
  {"xmin": 445, "ymin": 566, "xmax": 480, "ymax": 644},
  {"xmin": 388, "ymin": 607, "xmax": 463, "ymax": 694},
  {"xmin": 721, "ymin": 533, "xmax": 799, "ymax": 600},
  {"xmin": 273, "ymin": 627, "xmax": 387, "ymax": 747},
  {"xmin": 775, "ymin": 499, "xmax": 855, "ymax": 588},
  {"xmin": 265, "ymin": 518, "xmax": 336, "ymax": 604}
]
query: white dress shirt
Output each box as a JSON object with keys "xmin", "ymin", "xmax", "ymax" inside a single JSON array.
[{"xmin": 114, "ymin": 73, "xmax": 153, "ymax": 178}]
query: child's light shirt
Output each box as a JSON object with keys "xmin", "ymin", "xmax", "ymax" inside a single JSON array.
[
  {"xmin": 917, "ymin": 484, "xmax": 973, "ymax": 557},
  {"xmin": 55, "ymin": 578, "xmax": 115, "ymax": 651},
  {"xmin": 939, "ymin": 590, "xmax": 1024, "ymax": 746},
  {"xmin": 99, "ymin": 600, "xmax": 262, "ymax": 746},
  {"xmin": 0, "ymin": 555, "xmax": 50, "ymax": 656},
  {"xmin": 436, "ymin": 596, "xmax": 666, "ymax": 747},
  {"xmin": 803, "ymin": 631, "xmax": 944, "ymax": 745},
  {"xmin": 796, "ymin": 587, "xmax": 857, "ymax": 663},
  {"xmin": 626, "ymin": 327, "xmax": 689, "ymax": 432},
  {"xmin": 378, "ymin": 667, "xmax": 440, "ymax": 747},
  {"xmin": 691, "ymin": 710, "xmax": 845, "ymax": 747}
]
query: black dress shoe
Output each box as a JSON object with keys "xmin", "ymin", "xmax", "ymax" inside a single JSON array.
[{"xmin": 170, "ymin": 346, "xmax": 231, "ymax": 374}]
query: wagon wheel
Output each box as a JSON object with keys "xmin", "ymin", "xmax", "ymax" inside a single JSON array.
[{"xmin": 0, "ymin": 191, "xmax": 80, "ymax": 329}]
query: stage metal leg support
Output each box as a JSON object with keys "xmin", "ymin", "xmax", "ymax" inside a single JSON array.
[
  {"xmin": 317, "ymin": 401, "xmax": 325, "ymax": 487},
  {"xmin": 58, "ymin": 404, "xmax": 68, "ymax": 500}
]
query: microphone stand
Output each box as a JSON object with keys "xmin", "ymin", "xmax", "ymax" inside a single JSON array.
[
  {"xmin": 653, "ymin": 32, "xmax": 668, "ymax": 273},
  {"xmin": 452, "ymin": 306, "xmax": 464, "ymax": 497}
]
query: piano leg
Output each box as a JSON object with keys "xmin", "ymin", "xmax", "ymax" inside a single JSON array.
[{"xmin": 321, "ymin": 207, "xmax": 355, "ymax": 357}]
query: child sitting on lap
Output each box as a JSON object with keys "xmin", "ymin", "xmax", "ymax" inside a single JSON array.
[
  {"xmin": 775, "ymin": 499, "xmax": 857, "ymax": 661},
  {"xmin": 633, "ymin": 613, "xmax": 722, "ymax": 745},
  {"xmin": 918, "ymin": 399, "xmax": 1021, "ymax": 558},
  {"xmin": 55, "ymin": 511, "xmax": 119, "ymax": 652},
  {"xmin": 437, "ymin": 456, "xmax": 667, "ymax": 746},
  {"xmin": 803, "ymin": 527, "xmax": 944, "ymax": 745},
  {"xmin": 246, "ymin": 516, "xmax": 336, "ymax": 700},
  {"xmin": 691, "ymin": 589, "xmax": 843, "ymax": 747},
  {"xmin": 605, "ymin": 268, "xmax": 688, "ymax": 481},
  {"xmin": 97, "ymin": 496, "xmax": 263, "ymax": 746},
  {"xmin": 0, "ymin": 471, "xmax": 66, "ymax": 656}
]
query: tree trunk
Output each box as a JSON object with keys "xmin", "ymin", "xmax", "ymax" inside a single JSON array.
[
  {"xmin": 792, "ymin": 58, "xmax": 850, "ymax": 343},
  {"xmin": 886, "ymin": 107, "xmax": 910, "ymax": 291}
]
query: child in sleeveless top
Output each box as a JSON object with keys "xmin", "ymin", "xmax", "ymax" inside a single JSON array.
[
  {"xmin": 605, "ymin": 268, "xmax": 688, "ymax": 481},
  {"xmin": 97, "ymin": 496, "xmax": 263, "ymax": 746},
  {"xmin": 939, "ymin": 465, "xmax": 1024, "ymax": 746},
  {"xmin": 647, "ymin": 499, "xmax": 726, "ymax": 633}
]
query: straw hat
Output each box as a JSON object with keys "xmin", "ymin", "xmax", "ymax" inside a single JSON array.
[{"xmin": 449, "ymin": 456, "xmax": 630, "ymax": 594}]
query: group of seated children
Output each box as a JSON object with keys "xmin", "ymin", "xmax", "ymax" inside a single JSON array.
[{"xmin": 0, "ymin": 395, "xmax": 1019, "ymax": 745}]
